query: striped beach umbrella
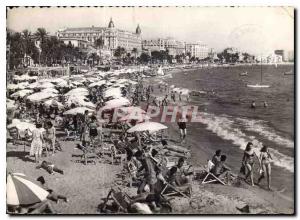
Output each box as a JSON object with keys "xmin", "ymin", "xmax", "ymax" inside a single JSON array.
[{"xmin": 7, "ymin": 173, "xmax": 49, "ymax": 206}]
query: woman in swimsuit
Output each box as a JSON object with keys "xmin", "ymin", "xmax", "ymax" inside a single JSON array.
[
  {"xmin": 257, "ymin": 145, "xmax": 273, "ymax": 190},
  {"xmin": 242, "ymin": 142, "xmax": 258, "ymax": 186}
]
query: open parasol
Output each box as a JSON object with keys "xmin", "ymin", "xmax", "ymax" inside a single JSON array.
[
  {"xmin": 127, "ymin": 121, "xmax": 168, "ymax": 133},
  {"xmin": 7, "ymin": 173, "xmax": 49, "ymax": 206}
]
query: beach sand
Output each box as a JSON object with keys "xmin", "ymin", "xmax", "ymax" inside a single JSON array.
[{"xmin": 6, "ymin": 127, "xmax": 294, "ymax": 214}]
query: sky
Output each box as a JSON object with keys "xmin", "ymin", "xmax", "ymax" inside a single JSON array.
[{"xmin": 7, "ymin": 6, "xmax": 294, "ymax": 55}]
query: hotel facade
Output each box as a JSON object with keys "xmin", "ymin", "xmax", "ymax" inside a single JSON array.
[{"xmin": 56, "ymin": 18, "xmax": 142, "ymax": 53}]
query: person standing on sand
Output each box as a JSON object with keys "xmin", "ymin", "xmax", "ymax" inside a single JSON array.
[
  {"xmin": 45, "ymin": 121, "xmax": 56, "ymax": 155},
  {"xmin": 179, "ymin": 92, "xmax": 182, "ymax": 102},
  {"xmin": 30, "ymin": 123, "xmax": 44, "ymax": 163},
  {"xmin": 257, "ymin": 145, "xmax": 273, "ymax": 190},
  {"xmin": 242, "ymin": 142, "xmax": 259, "ymax": 186},
  {"xmin": 177, "ymin": 115, "xmax": 187, "ymax": 143}
]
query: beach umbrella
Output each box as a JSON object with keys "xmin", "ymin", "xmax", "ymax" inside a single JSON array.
[
  {"xmin": 119, "ymin": 106, "xmax": 146, "ymax": 115},
  {"xmin": 7, "ymin": 173, "xmax": 49, "ymax": 206},
  {"xmin": 127, "ymin": 122, "xmax": 168, "ymax": 133},
  {"xmin": 104, "ymin": 87, "xmax": 122, "ymax": 98},
  {"xmin": 44, "ymin": 99, "xmax": 64, "ymax": 109},
  {"xmin": 27, "ymin": 92, "xmax": 58, "ymax": 102},
  {"xmin": 37, "ymin": 82, "xmax": 55, "ymax": 89},
  {"xmin": 63, "ymin": 107, "xmax": 94, "ymax": 115},
  {"xmin": 14, "ymin": 75, "xmax": 38, "ymax": 82},
  {"xmin": 11, "ymin": 89, "xmax": 34, "ymax": 98},
  {"xmin": 119, "ymin": 114, "xmax": 151, "ymax": 122},
  {"xmin": 7, "ymin": 119, "xmax": 36, "ymax": 133},
  {"xmin": 88, "ymin": 80, "xmax": 107, "ymax": 88},
  {"xmin": 65, "ymin": 87, "xmax": 89, "ymax": 97},
  {"xmin": 66, "ymin": 95, "xmax": 95, "ymax": 109},
  {"xmin": 41, "ymin": 88, "xmax": 59, "ymax": 94},
  {"xmin": 101, "ymin": 97, "xmax": 130, "ymax": 110},
  {"xmin": 7, "ymin": 82, "xmax": 29, "ymax": 91},
  {"xmin": 7, "ymin": 99, "xmax": 17, "ymax": 110}
]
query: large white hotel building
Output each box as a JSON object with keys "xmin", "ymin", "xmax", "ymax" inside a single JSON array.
[{"xmin": 56, "ymin": 18, "xmax": 142, "ymax": 52}]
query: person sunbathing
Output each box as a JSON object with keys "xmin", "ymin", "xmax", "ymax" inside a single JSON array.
[
  {"xmin": 37, "ymin": 176, "xmax": 68, "ymax": 204},
  {"xmin": 36, "ymin": 161, "xmax": 64, "ymax": 175}
]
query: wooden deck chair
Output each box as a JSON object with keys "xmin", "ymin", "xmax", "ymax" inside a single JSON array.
[
  {"xmin": 101, "ymin": 188, "xmax": 132, "ymax": 213},
  {"xmin": 111, "ymin": 145, "xmax": 127, "ymax": 166},
  {"xmin": 202, "ymin": 160, "xmax": 226, "ymax": 185}
]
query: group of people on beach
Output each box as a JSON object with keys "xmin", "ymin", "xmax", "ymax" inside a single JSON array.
[
  {"xmin": 241, "ymin": 142, "xmax": 273, "ymax": 190},
  {"xmin": 7, "ymin": 66, "xmax": 277, "ymax": 214}
]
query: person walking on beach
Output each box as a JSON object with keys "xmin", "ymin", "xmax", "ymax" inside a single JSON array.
[
  {"xmin": 251, "ymin": 101, "xmax": 256, "ymax": 109},
  {"xmin": 30, "ymin": 123, "xmax": 44, "ymax": 163},
  {"xmin": 242, "ymin": 142, "xmax": 258, "ymax": 186},
  {"xmin": 177, "ymin": 115, "xmax": 187, "ymax": 144},
  {"xmin": 171, "ymin": 91, "xmax": 176, "ymax": 102},
  {"xmin": 257, "ymin": 145, "xmax": 273, "ymax": 190},
  {"xmin": 179, "ymin": 92, "xmax": 182, "ymax": 102},
  {"xmin": 45, "ymin": 121, "xmax": 56, "ymax": 155}
]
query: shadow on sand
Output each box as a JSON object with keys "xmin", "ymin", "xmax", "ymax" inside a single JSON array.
[{"xmin": 7, "ymin": 151, "xmax": 35, "ymax": 163}]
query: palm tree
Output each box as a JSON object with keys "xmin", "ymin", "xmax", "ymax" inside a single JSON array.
[
  {"xmin": 35, "ymin": 28, "xmax": 48, "ymax": 65},
  {"xmin": 35, "ymin": 28, "xmax": 47, "ymax": 44},
  {"xmin": 114, "ymin": 46, "xmax": 126, "ymax": 60}
]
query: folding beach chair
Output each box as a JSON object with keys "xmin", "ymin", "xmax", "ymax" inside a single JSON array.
[
  {"xmin": 101, "ymin": 187, "xmax": 132, "ymax": 213},
  {"xmin": 201, "ymin": 160, "xmax": 226, "ymax": 185},
  {"xmin": 160, "ymin": 182, "xmax": 191, "ymax": 199}
]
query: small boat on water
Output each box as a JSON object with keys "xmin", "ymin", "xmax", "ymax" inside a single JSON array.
[
  {"xmin": 157, "ymin": 66, "xmax": 165, "ymax": 76},
  {"xmin": 284, "ymin": 70, "xmax": 293, "ymax": 75},
  {"xmin": 246, "ymin": 84, "xmax": 270, "ymax": 88},
  {"xmin": 240, "ymin": 71, "xmax": 248, "ymax": 76},
  {"xmin": 247, "ymin": 57, "xmax": 270, "ymax": 88}
]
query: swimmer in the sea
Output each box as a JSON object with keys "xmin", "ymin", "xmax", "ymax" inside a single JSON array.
[
  {"xmin": 251, "ymin": 101, "xmax": 256, "ymax": 109},
  {"xmin": 263, "ymin": 101, "xmax": 268, "ymax": 108}
]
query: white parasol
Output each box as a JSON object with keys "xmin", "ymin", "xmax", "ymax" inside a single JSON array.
[
  {"xmin": 63, "ymin": 107, "xmax": 94, "ymax": 115},
  {"xmin": 127, "ymin": 122, "xmax": 168, "ymax": 133}
]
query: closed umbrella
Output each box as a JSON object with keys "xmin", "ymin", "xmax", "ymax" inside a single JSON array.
[
  {"xmin": 127, "ymin": 122, "xmax": 168, "ymax": 133},
  {"xmin": 7, "ymin": 173, "xmax": 49, "ymax": 206}
]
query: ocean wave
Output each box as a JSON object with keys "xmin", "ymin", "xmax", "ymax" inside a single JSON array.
[
  {"xmin": 196, "ymin": 112, "xmax": 294, "ymax": 172},
  {"xmin": 235, "ymin": 118, "xmax": 294, "ymax": 149}
]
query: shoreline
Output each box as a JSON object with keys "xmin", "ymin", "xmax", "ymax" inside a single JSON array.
[{"xmin": 141, "ymin": 68, "xmax": 294, "ymax": 213}]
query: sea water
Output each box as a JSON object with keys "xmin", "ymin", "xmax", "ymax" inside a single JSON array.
[{"xmin": 164, "ymin": 64, "xmax": 294, "ymax": 198}]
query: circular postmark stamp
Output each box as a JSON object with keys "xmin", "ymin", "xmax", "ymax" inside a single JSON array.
[{"xmin": 227, "ymin": 24, "xmax": 270, "ymax": 54}]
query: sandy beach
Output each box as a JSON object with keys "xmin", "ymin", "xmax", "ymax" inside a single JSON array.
[{"xmin": 6, "ymin": 65, "xmax": 294, "ymax": 214}]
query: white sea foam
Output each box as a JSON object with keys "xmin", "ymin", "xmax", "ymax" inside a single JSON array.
[
  {"xmin": 236, "ymin": 118, "xmax": 294, "ymax": 149},
  {"xmin": 196, "ymin": 112, "xmax": 294, "ymax": 172}
]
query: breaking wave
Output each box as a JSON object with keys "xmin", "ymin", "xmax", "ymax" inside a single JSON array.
[{"xmin": 196, "ymin": 112, "xmax": 294, "ymax": 172}]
